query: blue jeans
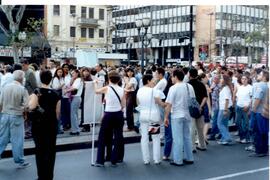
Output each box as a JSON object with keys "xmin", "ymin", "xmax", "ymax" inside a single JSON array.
[
  {"xmin": 209, "ymin": 108, "xmax": 219, "ymax": 137},
  {"xmin": 70, "ymin": 96, "xmax": 81, "ymax": 133},
  {"xmin": 0, "ymin": 114, "xmax": 25, "ymax": 164},
  {"xmin": 171, "ymin": 117, "xmax": 193, "ymax": 164},
  {"xmin": 217, "ymin": 110, "xmax": 231, "ymax": 142},
  {"xmin": 235, "ymin": 106, "xmax": 250, "ymax": 140},
  {"xmin": 254, "ymin": 113, "xmax": 269, "ymax": 154},
  {"xmin": 164, "ymin": 113, "xmax": 172, "ymax": 158}
]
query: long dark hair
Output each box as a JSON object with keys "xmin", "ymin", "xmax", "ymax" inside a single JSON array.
[
  {"xmin": 222, "ymin": 74, "xmax": 233, "ymax": 95},
  {"xmin": 81, "ymin": 67, "xmax": 92, "ymax": 81},
  {"xmin": 53, "ymin": 68, "xmax": 64, "ymax": 80}
]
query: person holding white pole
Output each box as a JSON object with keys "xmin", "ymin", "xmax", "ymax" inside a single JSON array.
[{"xmin": 94, "ymin": 70, "xmax": 126, "ymax": 167}]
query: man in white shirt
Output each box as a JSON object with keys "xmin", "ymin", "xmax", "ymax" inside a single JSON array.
[
  {"xmin": 95, "ymin": 64, "xmax": 107, "ymax": 85},
  {"xmin": 1, "ymin": 65, "xmax": 14, "ymax": 89},
  {"xmin": 49, "ymin": 60, "xmax": 57, "ymax": 76},
  {"xmin": 154, "ymin": 67, "xmax": 167, "ymax": 92},
  {"xmin": 164, "ymin": 69, "xmax": 195, "ymax": 166},
  {"xmin": 154, "ymin": 67, "xmax": 168, "ymax": 145},
  {"xmin": 235, "ymin": 75, "xmax": 252, "ymax": 144}
]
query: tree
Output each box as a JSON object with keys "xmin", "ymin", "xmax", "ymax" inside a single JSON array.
[
  {"xmin": 25, "ymin": 18, "xmax": 51, "ymax": 62},
  {"xmin": 0, "ymin": 5, "xmax": 26, "ymax": 63},
  {"xmin": 245, "ymin": 18, "xmax": 269, "ymax": 67}
]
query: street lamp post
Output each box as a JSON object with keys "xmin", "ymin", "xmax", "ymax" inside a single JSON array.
[
  {"xmin": 135, "ymin": 17, "xmax": 151, "ymax": 74},
  {"xmin": 232, "ymin": 36, "xmax": 241, "ymax": 70},
  {"xmin": 126, "ymin": 37, "xmax": 134, "ymax": 65},
  {"xmin": 18, "ymin": 31, "xmax": 27, "ymax": 58},
  {"xmin": 71, "ymin": 13, "xmax": 76, "ymax": 57}
]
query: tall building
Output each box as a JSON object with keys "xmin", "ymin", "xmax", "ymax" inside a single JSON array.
[
  {"xmin": 112, "ymin": 5, "xmax": 269, "ymax": 65},
  {"xmin": 46, "ymin": 5, "xmax": 113, "ymax": 59}
]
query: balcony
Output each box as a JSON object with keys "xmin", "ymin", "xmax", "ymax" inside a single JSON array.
[{"xmin": 77, "ymin": 17, "xmax": 99, "ymax": 27}]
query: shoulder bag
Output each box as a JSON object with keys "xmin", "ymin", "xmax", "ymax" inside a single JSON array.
[{"xmin": 186, "ymin": 83, "xmax": 201, "ymax": 119}]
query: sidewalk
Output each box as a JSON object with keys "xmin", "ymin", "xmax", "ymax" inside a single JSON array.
[
  {"xmin": 1, "ymin": 125, "xmax": 141, "ymax": 158},
  {"xmin": 1, "ymin": 116, "xmax": 237, "ymax": 159}
]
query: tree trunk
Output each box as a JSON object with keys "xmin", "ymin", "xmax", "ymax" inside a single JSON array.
[{"xmin": 12, "ymin": 45, "xmax": 20, "ymax": 63}]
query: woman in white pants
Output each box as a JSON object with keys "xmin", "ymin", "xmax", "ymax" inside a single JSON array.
[{"xmin": 137, "ymin": 74, "xmax": 165, "ymax": 165}]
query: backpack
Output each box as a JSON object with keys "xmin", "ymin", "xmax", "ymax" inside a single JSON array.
[{"xmin": 186, "ymin": 84, "xmax": 201, "ymax": 119}]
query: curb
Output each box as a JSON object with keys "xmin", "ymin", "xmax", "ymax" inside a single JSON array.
[
  {"xmin": 1, "ymin": 125, "xmax": 237, "ymax": 159},
  {"xmin": 1, "ymin": 135, "xmax": 141, "ymax": 159}
]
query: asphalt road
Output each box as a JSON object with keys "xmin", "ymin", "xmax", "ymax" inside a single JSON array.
[{"xmin": 0, "ymin": 142, "xmax": 268, "ymax": 180}]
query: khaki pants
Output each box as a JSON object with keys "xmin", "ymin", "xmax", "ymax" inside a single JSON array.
[{"xmin": 192, "ymin": 116, "xmax": 206, "ymax": 150}]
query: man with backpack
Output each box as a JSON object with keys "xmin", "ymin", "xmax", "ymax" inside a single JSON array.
[{"xmin": 188, "ymin": 68, "xmax": 208, "ymax": 152}]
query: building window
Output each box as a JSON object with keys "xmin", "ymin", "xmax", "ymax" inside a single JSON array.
[
  {"xmin": 70, "ymin": 27, "xmax": 76, "ymax": 37},
  {"xmin": 99, "ymin": 9, "xmax": 104, "ymax": 20},
  {"xmin": 53, "ymin": 5, "xmax": 60, "ymax": 16},
  {"xmin": 53, "ymin": 25, "xmax": 60, "ymax": 36},
  {"xmin": 99, "ymin": 29, "xmax": 104, "ymax": 38},
  {"xmin": 89, "ymin": 8, "xmax": 94, "ymax": 18},
  {"xmin": 70, "ymin": 5, "xmax": 76, "ymax": 15},
  {"xmin": 81, "ymin": 7, "xmax": 87, "ymax": 18},
  {"xmin": 89, "ymin": 28, "xmax": 94, "ymax": 38},
  {"xmin": 81, "ymin": 28, "xmax": 86, "ymax": 38}
]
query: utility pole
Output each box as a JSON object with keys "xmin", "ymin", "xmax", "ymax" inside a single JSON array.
[{"xmin": 188, "ymin": 5, "xmax": 193, "ymax": 67}]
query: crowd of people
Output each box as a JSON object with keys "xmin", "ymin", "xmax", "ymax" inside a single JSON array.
[{"xmin": 0, "ymin": 58, "xmax": 269, "ymax": 179}]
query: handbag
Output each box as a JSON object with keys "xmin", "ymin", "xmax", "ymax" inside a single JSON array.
[
  {"xmin": 28, "ymin": 88, "xmax": 45, "ymax": 123},
  {"xmin": 139, "ymin": 89, "xmax": 160, "ymax": 123},
  {"xmin": 148, "ymin": 123, "xmax": 160, "ymax": 135},
  {"xmin": 186, "ymin": 83, "xmax": 201, "ymax": 119}
]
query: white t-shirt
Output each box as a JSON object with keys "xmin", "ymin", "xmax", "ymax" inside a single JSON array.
[
  {"xmin": 51, "ymin": 77, "xmax": 65, "ymax": 90},
  {"xmin": 72, "ymin": 78, "xmax": 83, "ymax": 97},
  {"xmin": 137, "ymin": 86, "xmax": 164, "ymax": 111},
  {"xmin": 166, "ymin": 83, "xmax": 195, "ymax": 119},
  {"xmin": 105, "ymin": 84, "xmax": 124, "ymax": 112},
  {"xmin": 1, "ymin": 72, "xmax": 14, "ymax": 88},
  {"xmin": 126, "ymin": 77, "xmax": 138, "ymax": 91},
  {"xmin": 154, "ymin": 78, "xmax": 167, "ymax": 92},
  {"xmin": 219, "ymin": 86, "xmax": 233, "ymax": 110},
  {"xmin": 62, "ymin": 74, "xmax": 71, "ymax": 98},
  {"xmin": 236, "ymin": 84, "xmax": 252, "ymax": 107},
  {"xmin": 35, "ymin": 71, "xmax": 41, "ymax": 87}
]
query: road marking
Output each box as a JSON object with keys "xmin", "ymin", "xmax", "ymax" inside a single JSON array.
[{"xmin": 203, "ymin": 167, "xmax": 269, "ymax": 180}]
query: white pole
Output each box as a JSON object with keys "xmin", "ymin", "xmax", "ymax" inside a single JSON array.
[{"xmin": 91, "ymin": 89, "xmax": 96, "ymax": 166}]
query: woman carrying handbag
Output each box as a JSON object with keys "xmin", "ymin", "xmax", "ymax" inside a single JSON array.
[{"xmin": 137, "ymin": 74, "xmax": 165, "ymax": 165}]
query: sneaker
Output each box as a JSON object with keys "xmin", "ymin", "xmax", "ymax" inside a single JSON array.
[
  {"xmin": 17, "ymin": 162, "xmax": 31, "ymax": 169},
  {"xmin": 144, "ymin": 161, "xmax": 150, "ymax": 165},
  {"xmin": 235, "ymin": 138, "xmax": 241, "ymax": 143},
  {"xmin": 162, "ymin": 156, "xmax": 170, "ymax": 161},
  {"xmin": 111, "ymin": 163, "xmax": 118, "ymax": 167},
  {"xmin": 154, "ymin": 161, "xmax": 161, "ymax": 165},
  {"xmin": 170, "ymin": 161, "xmax": 184, "ymax": 166},
  {"xmin": 245, "ymin": 145, "xmax": 255, "ymax": 152},
  {"xmin": 93, "ymin": 163, "xmax": 104, "ymax": 167},
  {"xmin": 217, "ymin": 140, "xmax": 229, "ymax": 145},
  {"xmin": 240, "ymin": 139, "xmax": 248, "ymax": 144}
]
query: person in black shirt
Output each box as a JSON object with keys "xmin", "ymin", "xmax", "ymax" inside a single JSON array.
[
  {"xmin": 28, "ymin": 70, "xmax": 61, "ymax": 180},
  {"xmin": 188, "ymin": 68, "xmax": 208, "ymax": 152}
]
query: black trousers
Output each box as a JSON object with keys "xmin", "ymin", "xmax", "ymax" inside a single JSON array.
[
  {"xmin": 96, "ymin": 111, "xmax": 124, "ymax": 164},
  {"xmin": 126, "ymin": 91, "xmax": 135, "ymax": 129},
  {"xmin": 32, "ymin": 123, "xmax": 57, "ymax": 180}
]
